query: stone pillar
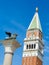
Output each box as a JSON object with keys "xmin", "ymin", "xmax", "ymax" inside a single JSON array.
[
  {"xmin": 4, "ymin": 53, "xmax": 13, "ymax": 65},
  {"xmin": 2, "ymin": 39, "xmax": 20, "ymax": 65},
  {"xmin": 3, "ymin": 47, "xmax": 14, "ymax": 65}
]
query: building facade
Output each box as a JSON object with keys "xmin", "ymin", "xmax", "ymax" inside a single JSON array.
[{"xmin": 22, "ymin": 8, "xmax": 44, "ymax": 65}]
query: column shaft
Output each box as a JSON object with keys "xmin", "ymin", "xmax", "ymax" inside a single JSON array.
[{"xmin": 3, "ymin": 53, "xmax": 13, "ymax": 65}]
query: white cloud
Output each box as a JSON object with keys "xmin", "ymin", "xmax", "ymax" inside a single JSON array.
[
  {"xmin": 44, "ymin": 45, "xmax": 49, "ymax": 53},
  {"xmin": 10, "ymin": 20, "xmax": 26, "ymax": 32},
  {"xmin": 43, "ymin": 39, "xmax": 49, "ymax": 53}
]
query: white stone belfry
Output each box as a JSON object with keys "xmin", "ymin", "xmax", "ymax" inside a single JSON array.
[{"xmin": 0, "ymin": 32, "xmax": 21, "ymax": 65}]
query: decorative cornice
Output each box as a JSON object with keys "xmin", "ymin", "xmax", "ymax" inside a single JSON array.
[{"xmin": 24, "ymin": 38, "xmax": 44, "ymax": 46}]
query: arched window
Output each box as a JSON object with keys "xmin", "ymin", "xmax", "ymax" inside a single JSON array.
[
  {"xmin": 29, "ymin": 44, "xmax": 31, "ymax": 49},
  {"xmin": 32, "ymin": 44, "xmax": 33, "ymax": 49},
  {"xmin": 34, "ymin": 44, "xmax": 36, "ymax": 49},
  {"xmin": 26, "ymin": 44, "xmax": 36, "ymax": 49},
  {"xmin": 26, "ymin": 45, "xmax": 28, "ymax": 49}
]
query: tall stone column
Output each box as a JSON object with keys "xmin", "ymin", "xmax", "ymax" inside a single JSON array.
[
  {"xmin": 0, "ymin": 32, "xmax": 21, "ymax": 65},
  {"xmin": 3, "ymin": 38, "xmax": 20, "ymax": 65},
  {"xmin": 3, "ymin": 46, "xmax": 14, "ymax": 65},
  {"xmin": 4, "ymin": 52, "xmax": 13, "ymax": 65}
]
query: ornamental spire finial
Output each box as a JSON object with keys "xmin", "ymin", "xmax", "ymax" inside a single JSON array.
[{"xmin": 36, "ymin": 7, "xmax": 38, "ymax": 12}]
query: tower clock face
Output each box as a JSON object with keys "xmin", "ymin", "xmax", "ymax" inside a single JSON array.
[
  {"xmin": 27, "ymin": 31, "xmax": 36, "ymax": 38},
  {"xmin": 27, "ymin": 32, "xmax": 32, "ymax": 38},
  {"xmin": 33, "ymin": 31, "xmax": 38, "ymax": 36}
]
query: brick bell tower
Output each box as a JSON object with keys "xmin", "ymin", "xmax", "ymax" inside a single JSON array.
[{"xmin": 22, "ymin": 8, "xmax": 44, "ymax": 65}]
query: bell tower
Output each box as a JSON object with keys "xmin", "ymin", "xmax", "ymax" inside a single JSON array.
[{"xmin": 22, "ymin": 8, "xmax": 44, "ymax": 65}]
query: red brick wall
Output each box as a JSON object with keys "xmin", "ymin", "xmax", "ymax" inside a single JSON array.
[{"xmin": 22, "ymin": 56, "xmax": 42, "ymax": 65}]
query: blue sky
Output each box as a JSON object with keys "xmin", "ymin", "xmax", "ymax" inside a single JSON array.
[{"xmin": 0, "ymin": 0, "xmax": 49, "ymax": 65}]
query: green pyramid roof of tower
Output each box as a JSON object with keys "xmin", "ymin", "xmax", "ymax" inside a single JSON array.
[{"xmin": 28, "ymin": 8, "xmax": 42, "ymax": 32}]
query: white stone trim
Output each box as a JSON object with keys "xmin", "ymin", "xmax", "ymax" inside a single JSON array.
[
  {"xmin": 23, "ymin": 51, "xmax": 43, "ymax": 61},
  {"xmin": 5, "ymin": 47, "xmax": 14, "ymax": 53}
]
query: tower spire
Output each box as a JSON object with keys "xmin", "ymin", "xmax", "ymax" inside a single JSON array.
[
  {"xmin": 36, "ymin": 7, "xmax": 38, "ymax": 12},
  {"xmin": 28, "ymin": 7, "xmax": 42, "ymax": 32}
]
